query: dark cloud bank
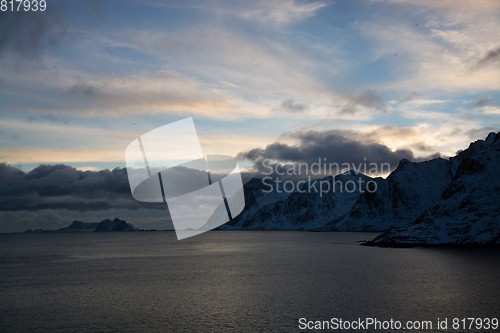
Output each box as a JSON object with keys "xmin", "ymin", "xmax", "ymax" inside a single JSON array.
[
  {"xmin": 0, "ymin": 163, "xmax": 253, "ymax": 214},
  {"xmin": 0, "ymin": 163, "xmax": 165, "ymax": 212},
  {"xmin": 238, "ymin": 129, "xmax": 439, "ymax": 179},
  {"xmin": 0, "ymin": 130, "xmax": 441, "ymax": 214}
]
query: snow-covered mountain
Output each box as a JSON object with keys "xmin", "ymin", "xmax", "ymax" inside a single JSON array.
[
  {"xmin": 215, "ymin": 157, "xmax": 454, "ymax": 232},
  {"xmin": 210, "ymin": 132, "xmax": 499, "ymax": 246},
  {"xmin": 322, "ymin": 157, "xmax": 454, "ymax": 231},
  {"xmin": 216, "ymin": 170, "xmax": 374, "ymax": 230},
  {"xmin": 367, "ymin": 132, "xmax": 500, "ymax": 246}
]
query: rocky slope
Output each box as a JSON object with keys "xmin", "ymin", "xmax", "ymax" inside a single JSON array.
[{"xmin": 366, "ymin": 132, "xmax": 500, "ymax": 246}]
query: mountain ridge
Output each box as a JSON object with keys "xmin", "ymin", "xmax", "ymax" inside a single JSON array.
[
  {"xmin": 365, "ymin": 132, "xmax": 500, "ymax": 246},
  {"xmin": 214, "ymin": 132, "xmax": 499, "ymax": 246}
]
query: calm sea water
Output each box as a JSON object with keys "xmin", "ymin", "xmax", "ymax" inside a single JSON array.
[{"xmin": 1, "ymin": 232, "xmax": 499, "ymax": 332}]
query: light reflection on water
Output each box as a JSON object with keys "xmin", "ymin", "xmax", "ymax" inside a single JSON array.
[{"xmin": 1, "ymin": 231, "xmax": 499, "ymax": 332}]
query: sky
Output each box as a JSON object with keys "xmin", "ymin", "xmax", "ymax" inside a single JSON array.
[{"xmin": 0, "ymin": 0, "xmax": 499, "ymax": 232}]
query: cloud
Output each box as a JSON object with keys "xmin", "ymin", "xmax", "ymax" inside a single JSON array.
[
  {"xmin": 126, "ymin": 26, "xmax": 332, "ymax": 95},
  {"xmin": 411, "ymin": 141, "xmax": 435, "ymax": 153},
  {"xmin": 0, "ymin": 14, "xmax": 341, "ymax": 121},
  {"xmin": 0, "ymin": 119, "xmax": 134, "ymax": 164},
  {"xmin": 1, "ymin": 22, "xmax": 333, "ymax": 119},
  {"xmin": 482, "ymin": 107, "xmax": 500, "ymax": 115},
  {"xmin": 465, "ymin": 127, "xmax": 499, "ymax": 140},
  {"xmin": 339, "ymin": 90, "xmax": 388, "ymax": 115},
  {"xmin": 399, "ymin": 91, "xmax": 420, "ymax": 104},
  {"xmin": 25, "ymin": 114, "xmax": 67, "ymax": 123},
  {"xmin": 0, "ymin": 9, "xmax": 67, "ymax": 60},
  {"xmin": 225, "ymin": 0, "xmax": 328, "ymax": 26},
  {"xmin": 237, "ymin": 129, "xmax": 425, "ymax": 176},
  {"xmin": 67, "ymin": 83, "xmax": 99, "ymax": 97},
  {"xmin": 0, "ymin": 118, "xmax": 279, "ymax": 166},
  {"xmin": 0, "ymin": 129, "xmax": 21, "ymax": 141},
  {"xmin": 0, "ymin": 163, "xmax": 162, "ymax": 212},
  {"xmin": 371, "ymin": 0, "xmax": 500, "ymax": 11},
  {"xmin": 3, "ymin": 69, "xmax": 246, "ymax": 119},
  {"xmin": 0, "ymin": 162, "xmax": 243, "ymax": 213},
  {"xmin": 355, "ymin": 1, "xmax": 500, "ymax": 92},
  {"xmin": 0, "ymin": 0, "xmax": 103, "ymax": 61},
  {"xmin": 277, "ymin": 99, "xmax": 310, "ymax": 113},
  {"xmin": 146, "ymin": 0, "xmax": 327, "ymax": 26},
  {"xmin": 467, "ymin": 46, "xmax": 500, "ymax": 74},
  {"xmin": 467, "ymin": 97, "xmax": 493, "ymax": 108}
]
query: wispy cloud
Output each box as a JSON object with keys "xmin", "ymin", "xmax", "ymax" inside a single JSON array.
[
  {"xmin": 0, "ymin": 119, "xmax": 278, "ymax": 165},
  {"xmin": 338, "ymin": 90, "xmax": 388, "ymax": 115},
  {"xmin": 399, "ymin": 91, "xmax": 420, "ymax": 104},
  {"xmin": 276, "ymin": 99, "xmax": 310, "ymax": 113},
  {"xmin": 0, "ymin": 0, "xmax": 104, "ymax": 62},
  {"xmin": 467, "ymin": 46, "xmax": 500, "ymax": 74},
  {"xmin": 219, "ymin": 0, "xmax": 328, "ymax": 26},
  {"xmin": 1, "ymin": 0, "xmax": 499, "ymax": 181},
  {"xmin": 67, "ymin": 83, "xmax": 98, "ymax": 97},
  {"xmin": 2, "ymin": 67, "xmax": 267, "ymax": 119},
  {"xmin": 0, "ymin": 8, "xmax": 68, "ymax": 60},
  {"xmin": 466, "ymin": 97, "xmax": 493, "ymax": 108},
  {"xmin": 121, "ymin": 26, "xmax": 334, "ymax": 95},
  {"xmin": 1, "ymin": 23, "xmax": 339, "ymax": 121},
  {"xmin": 357, "ymin": 0, "xmax": 500, "ymax": 92}
]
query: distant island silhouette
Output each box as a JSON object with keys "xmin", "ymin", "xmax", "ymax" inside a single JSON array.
[{"xmin": 23, "ymin": 218, "xmax": 138, "ymax": 233}]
